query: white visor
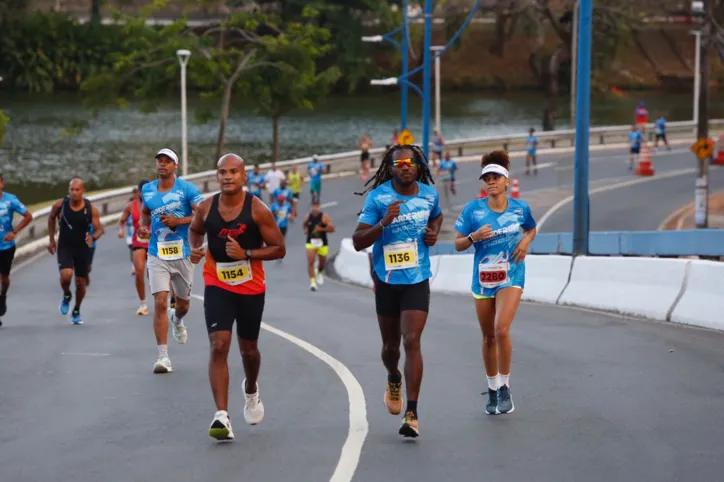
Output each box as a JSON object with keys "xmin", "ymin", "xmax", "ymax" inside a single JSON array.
[
  {"xmin": 155, "ymin": 148, "xmax": 179, "ymax": 164},
  {"xmin": 479, "ymin": 164, "xmax": 509, "ymax": 179}
]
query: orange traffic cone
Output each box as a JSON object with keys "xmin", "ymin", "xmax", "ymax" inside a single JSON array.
[
  {"xmin": 511, "ymin": 177, "xmax": 520, "ymax": 199},
  {"xmin": 634, "ymin": 144, "xmax": 655, "ymax": 176},
  {"xmin": 715, "ymin": 135, "xmax": 724, "ymax": 165}
]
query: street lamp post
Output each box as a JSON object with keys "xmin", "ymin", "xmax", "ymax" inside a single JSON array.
[
  {"xmin": 176, "ymin": 49, "xmax": 191, "ymax": 177},
  {"xmin": 421, "ymin": 0, "xmax": 433, "ymax": 159},
  {"xmin": 690, "ymin": 29, "xmax": 702, "ymax": 122},
  {"xmin": 692, "ymin": 0, "xmax": 709, "ymax": 229},
  {"xmin": 431, "ymin": 45, "xmax": 444, "ymax": 133}
]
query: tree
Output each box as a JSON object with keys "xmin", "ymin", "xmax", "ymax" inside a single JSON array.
[
  {"xmin": 81, "ymin": 1, "xmax": 329, "ymax": 163},
  {"xmin": 248, "ymin": 17, "xmax": 342, "ymax": 161},
  {"xmin": 0, "ymin": 110, "xmax": 9, "ymax": 148}
]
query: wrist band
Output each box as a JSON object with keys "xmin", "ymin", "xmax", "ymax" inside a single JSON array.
[
  {"xmin": 379, "ymin": 221, "xmax": 386, "ymax": 229},
  {"xmin": 467, "ymin": 233, "xmax": 476, "ymax": 243}
]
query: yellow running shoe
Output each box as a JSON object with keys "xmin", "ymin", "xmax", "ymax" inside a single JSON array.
[
  {"xmin": 399, "ymin": 411, "xmax": 419, "ymax": 438},
  {"xmin": 384, "ymin": 378, "xmax": 403, "ymax": 415}
]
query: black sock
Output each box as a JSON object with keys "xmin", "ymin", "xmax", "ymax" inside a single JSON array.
[
  {"xmin": 388, "ymin": 370, "xmax": 402, "ymax": 384},
  {"xmin": 64, "ymin": 290, "xmax": 72, "ymax": 298},
  {"xmin": 406, "ymin": 401, "xmax": 418, "ymax": 418},
  {"xmin": 73, "ymin": 304, "xmax": 80, "ymax": 313}
]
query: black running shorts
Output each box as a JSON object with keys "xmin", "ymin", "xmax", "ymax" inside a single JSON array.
[
  {"xmin": 372, "ymin": 270, "xmax": 430, "ymax": 317},
  {"xmin": 57, "ymin": 244, "xmax": 90, "ymax": 278},
  {"xmin": 204, "ymin": 285, "xmax": 265, "ymax": 340},
  {"xmin": 0, "ymin": 246, "xmax": 16, "ymax": 276}
]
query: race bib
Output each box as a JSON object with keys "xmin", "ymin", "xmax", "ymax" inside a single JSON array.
[
  {"xmin": 216, "ymin": 260, "xmax": 252, "ymax": 286},
  {"xmin": 157, "ymin": 239, "xmax": 183, "ymax": 260},
  {"xmin": 137, "ymin": 231, "xmax": 150, "ymax": 243},
  {"xmin": 383, "ymin": 242, "xmax": 419, "ymax": 271},
  {"xmin": 310, "ymin": 238, "xmax": 324, "ymax": 248},
  {"xmin": 478, "ymin": 262, "xmax": 509, "ymax": 288}
]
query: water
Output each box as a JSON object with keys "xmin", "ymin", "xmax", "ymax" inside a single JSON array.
[{"xmin": 2, "ymin": 89, "xmax": 723, "ymax": 204}]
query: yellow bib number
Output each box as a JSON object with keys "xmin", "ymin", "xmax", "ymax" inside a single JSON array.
[
  {"xmin": 216, "ymin": 260, "xmax": 252, "ymax": 286},
  {"xmin": 383, "ymin": 242, "xmax": 419, "ymax": 271},
  {"xmin": 157, "ymin": 239, "xmax": 183, "ymax": 261}
]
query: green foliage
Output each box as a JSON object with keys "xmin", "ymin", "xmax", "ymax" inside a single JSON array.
[{"xmin": 0, "ymin": 110, "xmax": 9, "ymax": 148}]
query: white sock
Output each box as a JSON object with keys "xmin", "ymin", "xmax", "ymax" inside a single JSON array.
[
  {"xmin": 498, "ymin": 373, "xmax": 510, "ymax": 388},
  {"xmin": 487, "ymin": 375, "xmax": 498, "ymax": 391},
  {"xmin": 158, "ymin": 344, "xmax": 168, "ymax": 358},
  {"xmin": 174, "ymin": 315, "xmax": 185, "ymax": 327}
]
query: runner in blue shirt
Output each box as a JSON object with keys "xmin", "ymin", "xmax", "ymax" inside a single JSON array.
[
  {"xmin": 654, "ymin": 114, "xmax": 670, "ymax": 150},
  {"xmin": 247, "ymin": 166, "xmax": 264, "ymax": 199},
  {"xmin": 0, "ymin": 174, "xmax": 34, "ymax": 326},
  {"xmin": 454, "ymin": 151, "xmax": 537, "ymax": 416},
  {"xmin": 307, "ymin": 155, "xmax": 323, "ymax": 205},
  {"xmin": 272, "ymin": 179, "xmax": 297, "ymax": 217},
  {"xmin": 437, "ymin": 152, "xmax": 457, "ymax": 195},
  {"xmin": 526, "ymin": 128, "xmax": 539, "ymax": 175},
  {"xmin": 628, "ymin": 124, "xmax": 644, "ymax": 170},
  {"xmin": 270, "ymin": 193, "xmax": 295, "ymax": 238},
  {"xmin": 136, "ymin": 148, "xmax": 204, "ymax": 374},
  {"xmin": 353, "ymin": 144, "xmax": 442, "ymax": 439}
]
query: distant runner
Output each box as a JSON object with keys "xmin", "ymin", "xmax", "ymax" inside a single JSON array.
[
  {"xmin": 526, "ymin": 128, "xmax": 539, "ymax": 176},
  {"xmin": 307, "ymin": 155, "xmax": 324, "ymax": 205},
  {"xmin": 189, "ymin": 153, "xmax": 286, "ymax": 441},
  {"xmin": 0, "ymin": 174, "xmax": 34, "ymax": 327},
  {"xmin": 119, "ymin": 180, "xmax": 151, "ymax": 315},
  {"xmin": 47, "ymin": 178, "xmax": 105, "ymax": 325},
  {"xmin": 287, "ymin": 165, "xmax": 303, "ymax": 202},
  {"xmin": 303, "ymin": 200, "xmax": 335, "ymax": 291}
]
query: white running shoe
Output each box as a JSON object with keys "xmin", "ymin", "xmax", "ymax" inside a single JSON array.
[
  {"xmin": 243, "ymin": 379, "xmax": 265, "ymax": 425},
  {"xmin": 310, "ymin": 280, "xmax": 318, "ymax": 292},
  {"xmin": 209, "ymin": 410, "xmax": 235, "ymax": 441},
  {"xmin": 315, "ymin": 270, "xmax": 324, "ymax": 286},
  {"xmin": 153, "ymin": 356, "xmax": 172, "ymax": 373},
  {"xmin": 136, "ymin": 304, "xmax": 148, "ymax": 316},
  {"xmin": 168, "ymin": 307, "xmax": 187, "ymax": 344}
]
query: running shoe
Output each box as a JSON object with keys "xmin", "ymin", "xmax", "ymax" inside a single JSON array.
[
  {"xmin": 243, "ymin": 379, "xmax": 265, "ymax": 425},
  {"xmin": 315, "ymin": 269, "xmax": 324, "ymax": 286},
  {"xmin": 309, "ymin": 280, "xmax": 318, "ymax": 292},
  {"xmin": 497, "ymin": 386, "xmax": 515, "ymax": 414},
  {"xmin": 153, "ymin": 356, "xmax": 172, "ymax": 373},
  {"xmin": 485, "ymin": 388, "xmax": 498, "ymax": 415},
  {"xmin": 59, "ymin": 294, "xmax": 72, "ymax": 315},
  {"xmin": 71, "ymin": 309, "xmax": 83, "ymax": 325},
  {"xmin": 209, "ymin": 410, "xmax": 235, "ymax": 441},
  {"xmin": 398, "ymin": 411, "xmax": 419, "ymax": 438},
  {"xmin": 168, "ymin": 307, "xmax": 187, "ymax": 344},
  {"xmin": 136, "ymin": 304, "xmax": 148, "ymax": 316},
  {"xmin": 384, "ymin": 378, "xmax": 403, "ymax": 415}
]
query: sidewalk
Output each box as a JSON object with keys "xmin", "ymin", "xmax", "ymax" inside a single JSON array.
[{"xmin": 660, "ymin": 190, "xmax": 724, "ymax": 230}]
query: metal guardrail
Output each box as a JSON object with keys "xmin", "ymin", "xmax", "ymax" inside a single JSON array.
[{"xmin": 14, "ymin": 119, "xmax": 724, "ymax": 251}]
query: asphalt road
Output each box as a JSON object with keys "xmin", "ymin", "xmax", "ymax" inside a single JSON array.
[{"xmin": 2, "ymin": 145, "xmax": 724, "ymax": 481}]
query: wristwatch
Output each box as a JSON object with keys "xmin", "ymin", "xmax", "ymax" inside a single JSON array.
[{"xmin": 245, "ymin": 249, "xmax": 253, "ymax": 259}]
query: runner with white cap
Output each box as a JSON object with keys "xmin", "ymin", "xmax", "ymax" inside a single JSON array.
[
  {"xmin": 453, "ymin": 150, "xmax": 537, "ymax": 416},
  {"xmin": 136, "ymin": 148, "xmax": 205, "ymax": 374}
]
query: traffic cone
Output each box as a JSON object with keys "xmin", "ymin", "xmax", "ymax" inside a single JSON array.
[
  {"xmin": 511, "ymin": 177, "xmax": 520, "ymax": 199},
  {"xmin": 634, "ymin": 144, "xmax": 655, "ymax": 176},
  {"xmin": 715, "ymin": 135, "xmax": 724, "ymax": 165}
]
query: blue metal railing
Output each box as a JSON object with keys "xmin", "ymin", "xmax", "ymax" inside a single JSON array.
[{"xmin": 429, "ymin": 230, "xmax": 724, "ymax": 257}]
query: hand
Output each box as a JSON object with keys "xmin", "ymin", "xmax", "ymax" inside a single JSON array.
[
  {"xmin": 4, "ymin": 231, "xmax": 15, "ymax": 242},
  {"xmin": 511, "ymin": 238, "xmax": 530, "ymax": 263},
  {"xmin": 160, "ymin": 215, "xmax": 179, "ymax": 228},
  {"xmin": 473, "ymin": 224, "xmax": 494, "ymax": 242},
  {"xmin": 85, "ymin": 232, "xmax": 94, "ymax": 247},
  {"xmin": 190, "ymin": 246, "xmax": 206, "ymax": 264},
  {"xmin": 381, "ymin": 199, "xmax": 405, "ymax": 227},
  {"xmin": 225, "ymin": 236, "xmax": 246, "ymax": 260},
  {"xmin": 117, "ymin": 229, "xmax": 124, "ymax": 239},
  {"xmin": 423, "ymin": 226, "xmax": 438, "ymax": 246},
  {"xmin": 48, "ymin": 240, "xmax": 56, "ymax": 255}
]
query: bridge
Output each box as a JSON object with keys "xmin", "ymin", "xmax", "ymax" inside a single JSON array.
[{"xmin": 2, "ymin": 124, "xmax": 724, "ymax": 481}]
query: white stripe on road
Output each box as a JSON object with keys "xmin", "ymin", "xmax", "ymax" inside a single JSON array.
[
  {"xmin": 61, "ymin": 352, "xmax": 111, "ymax": 356},
  {"xmin": 320, "ymin": 201, "xmax": 339, "ymax": 209},
  {"xmin": 536, "ymin": 167, "xmax": 697, "ymax": 231},
  {"xmin": 190, "ymin": 293, "xmax": 368, "ymax": 482}
]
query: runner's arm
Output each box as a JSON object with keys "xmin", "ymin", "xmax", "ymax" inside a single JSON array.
[
  {"xmin": 250, "ymin": 198, "xmax": 286, "ymax": 261},
  {"xmin": 319, "ymin": 214, "xmax": 335, "ymax": 233},
  {"xmin": 427, "ymin": 213, "xmax": 443, "ymax": 236},
  {"xmin": 302, "ymin": 214, "xmax": 309, "ymax": 236},
  {"xmin": 118, "ymin": 202, "xmax": 132, "ymax": 237},
  {"xmin": 140, "ymin": 205, "xmax": 151, "ymax": 232},
  {"xmin": 47, "ymin": 199, "xmax": 63, "ymax": 243},
  {"xmin": 13, "ymin": 208, "xmax": 33, "ymax": 235},
  {"xmin": 188, "ymin": 198, "xmax": 210, "ymax": 249},
  {"xmin": 90, "ymin": 205, "xmax": 104, "ymax": 240},
  {"xmin": 352, "ymin": 222, "xmax": 383, "ymax": 251}
]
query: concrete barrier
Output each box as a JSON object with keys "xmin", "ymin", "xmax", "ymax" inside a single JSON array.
[
  {"xmin": 670, "ymin": 260, "xmax": 724, "ymax": 331},
  {"xmin": 557, "ymin": 256, "xmax": 689, "ymax": 320},
  {"xmin": 332, "ymin": 239, "xmax": 722, "ymax": 332}
]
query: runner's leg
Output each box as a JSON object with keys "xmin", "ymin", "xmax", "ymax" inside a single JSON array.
[
  {"xmin": 475, "ymin": 297, "xmax": 498, "ymax": 414},
  {"xmin": 132, "ymin": 249, "xmax": 148, "ymax": 314},
  {"xmin": 493, "ymin": 287, "xmax": 523, "ymax": 414}
]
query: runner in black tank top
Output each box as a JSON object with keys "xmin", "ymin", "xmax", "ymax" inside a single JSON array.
[
  {"xmin": 48, "ymin": 178, "xmax": 104, "ymax": 325},
  {"xmin": 303, "ymin": 201, "xmax": 335, "ymax": 291},
  {"xmin": 188, "ymin": 153, "xmax": 286, "ymax": 441}
]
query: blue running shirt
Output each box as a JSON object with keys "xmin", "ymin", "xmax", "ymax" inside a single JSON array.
[
  {"xmin": 142, "ymin": 178, "xmax": 204, "ymax": 260},
  {"xmin": 0, "ymin": 192, "xmax": 28, "ymax": 251},
  {"xmin": 454, "ymin": 197, "xmax": 536, "ymax": 297},
  {"xmin": 358, "ymin": 180, "xmax": 441, "ymax": 285},
  {"xmin": 270, "ymin": 201, "xmax": 292, "ymax": 229},
  {"xmin": 248, "ymin": 173, "xmax": 265, "ymax": 198}
]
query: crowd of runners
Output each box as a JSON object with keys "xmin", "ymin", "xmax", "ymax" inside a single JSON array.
[{"xmin": 0, "ymin": 141, "xmax": 536, "ymax": 442}]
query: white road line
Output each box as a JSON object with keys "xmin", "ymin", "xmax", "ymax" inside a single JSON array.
[
  {"xmin": 190, "ymin": 293, "xmax": 368, "ymax": 482},
  {"xmin": 61, "ymin": 352, "xmax": 110, "ymax": 356},
  {"xmin": 536, "ymin": 167, "xmax": 697, "ymax": 231},
  {"xmin": 320, "ymin": 201, "xmax": 339, "ymax": 209}
]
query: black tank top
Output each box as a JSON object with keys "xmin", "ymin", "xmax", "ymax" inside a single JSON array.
[
  {"xmin": 205, "ymin": 193, "xmax": 263, "ymax": 262},
  {"xmin": 58, "ymin": 197, "xmax": 92, "ymax": 247},
  {"xmin": 306, "ymin": 212, "xmax": 328, "ymax": 246}
]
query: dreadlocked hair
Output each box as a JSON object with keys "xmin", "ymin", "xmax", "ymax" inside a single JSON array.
[{"xmin": 354, "ymin": 144, "xmax": 435, "ymax": 198}]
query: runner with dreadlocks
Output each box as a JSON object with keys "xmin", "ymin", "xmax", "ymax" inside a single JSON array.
[{"xmin": 352, "ymin": 144, "xmax": 442, "ymax": 439}]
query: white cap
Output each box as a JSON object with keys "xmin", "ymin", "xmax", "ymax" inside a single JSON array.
[
  {"xmin": 155, "ymin": 148, "xmax": 179, "ymax": 164},
  {"xmin": 479, "ymin": 164, "xmax": 509, "ymax": 179}
]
